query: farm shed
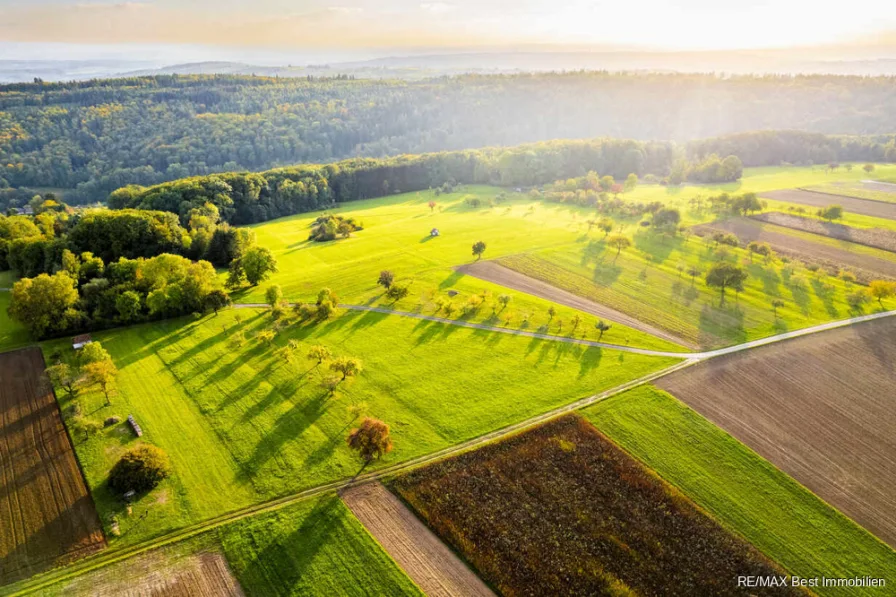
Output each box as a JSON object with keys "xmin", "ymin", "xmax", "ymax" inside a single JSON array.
[
  {"xmin": 72, "ymin": 334, "xmax": 93, "ymax": 350},
  {"xmin": 430, "ymin": 228, "xmax": 440, "ymax": 237}
]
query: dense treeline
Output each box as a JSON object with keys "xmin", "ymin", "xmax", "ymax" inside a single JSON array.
[
  {"xmin": 108, "ymin": 138, "xmax": 742, "ymax": 224},
  {"xmin": 2, "ymin": 72, "xmax": 896, "ymax": 206}
]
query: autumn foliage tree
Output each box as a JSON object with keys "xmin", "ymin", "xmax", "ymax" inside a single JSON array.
[{"xmin": 347, "ymin": 417, "xmax": 393, "ymax": 463}]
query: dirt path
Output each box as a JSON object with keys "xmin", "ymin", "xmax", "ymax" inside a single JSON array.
[
  {"xmin": 762, "ymin": 189, "xmax": 896, "ymax": 220},
  {"xmin": 456, "ymin": 261, "xmax": 697, "ymax": 349},
  {"xmin": 341, "ymin": 482, "xmax": 495, "ymax": 597}
]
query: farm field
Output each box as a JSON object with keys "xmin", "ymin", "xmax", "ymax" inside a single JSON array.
[
  {"xmin": 0, "ymin": 348, "xmax": 105, "ymax": 585},
  {"xmin": 760, "ymin": 189, "xmax": 896, "ymax": 221},
  {"xmin": 494, "ymin": 227, "xmax": 882, "ymax": 349},
  {"xmin": 695, "ymin": 218, "xmax": 896, "ymax": 281},
  {"xmin": 220, "ymin": 494, "xmax": 423, "ymax": 596},
  {"xmin": 341, "ymin": 482, "xmax": 494, "ymax": 597},
  {"xmin": 583, "ymin": 385, "xmax": 896, "ymax": 596},
  {"xmin": 804, "ymin": 181, "xmax": 896, "ymax": 204},
  {"xmin": 392, "ymin": 415, "xmax": 802, "ymax": 596},
  {"xmin": 752, "ymin": 212, "xmax": 896, "ymax": 254},
  {"xmin": 48, "ymin": 307, "xmax": 676, "ymax": 545},
  {"xmin": 656, "ymin": 317, "xmax": 896, "ymax": 548},
  {"xmin": 0, "ymin": 292, "xmax": 31, "ymax": 352}
]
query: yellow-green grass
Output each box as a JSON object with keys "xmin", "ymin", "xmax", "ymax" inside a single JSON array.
[
  {"xmin": 0, "ymin": 291, "xmax": 31, "ymax": 352},
  {"xmin": 583, "ymin": 386, "xmax": 896, "ymax": 596},
  {"xmin": 221, "ymin": 494, "xmax": 423, "ymax": 596},
  {"xmin": 48, "ymin": 308, "xmax": 676, "ymax": 545},
  {"xmin": 497, "ymin": 225, "xmax": 888, "ymax": 348},
  {"xmin": 804, "ymin": 182, "xmax": 896, "ymax": 204},
  {"xmin": 235, "ymin": 185, "xmax": 683, "ymax": 351},
  {"xmin": 758, "ymin": 197, "xmax": 896, "ymax": 234}
]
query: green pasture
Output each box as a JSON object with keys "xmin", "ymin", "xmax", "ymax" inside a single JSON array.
[
  {"xmin": 48, "ymin": 307, "xmax": 676, "ymax": 545},
  {"xmin": 0, "ymin": 292, "xmax": 31, "ymax": 352},
  {"xmin": 584, "ymin": 386, "xmax": 896, "ymax": 596},
  {"xmin": 221, "ymin": 494, "xmax": 423, "ymax": 596}
]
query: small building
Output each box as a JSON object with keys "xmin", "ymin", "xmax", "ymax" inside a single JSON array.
[
  {"xmin": 430, "ymin": 228, "xmax": 440, "ymax": 237},
  {"xmin": 72, "ymin": 334, "xmax": 93, "ymax": 350},
  {"xmin": 127, "ymin": 414, "xmax": 143, "ymax": 438}
]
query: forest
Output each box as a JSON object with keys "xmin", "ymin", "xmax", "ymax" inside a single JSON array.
[{"xmin": 2, "ymin": 72, "xmax": 896, "ymax": 207}]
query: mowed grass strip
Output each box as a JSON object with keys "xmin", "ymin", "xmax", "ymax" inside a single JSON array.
[
  {"xmin": 583, "ymin": 385, "xmax": 896, "ymax": 596},
  {"xmin": 392, "ymin": 416, "xmax": 803, "ymax": 597},
  {"xmin": 54, "ymin": 308, "xmax": 676, "ymax": 546},
  {"xmin": 220, "ymin": 493, "xmax": 423, "ymax": 597},
  {"xmin": 804, "ymin": 182, "xmax": 896, "ymax": 205}
]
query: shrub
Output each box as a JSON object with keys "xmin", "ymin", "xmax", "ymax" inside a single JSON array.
[{"xmin": 108, "ymin": 445, "xmax": 171, "ymax": 493}]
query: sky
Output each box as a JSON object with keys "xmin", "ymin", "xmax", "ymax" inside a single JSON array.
[{"xmin": 1, "ymin": 0, "xmax": 895, "ymax": 57}]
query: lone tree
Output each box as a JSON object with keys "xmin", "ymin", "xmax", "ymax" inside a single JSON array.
[
  {"xmin": 109, "ymin": 444, "xmax": 171, "ymax": 493},
  {"xmin": 386, "ymin": 284, "xmax": 410, "ymax": 302},
  {"xmin": 46, "ymin": 363, "xmax": 80, "ymax": 399},
  {"xmin": 817, "ymin": 205, "xmax": 843, "ymax": 222},
  {"xmin": 868, "ymin": 280, "xmax": 896, "ymax": 307},
  {"xmin": 607, "ymin": 234, "xmax": 631, "ymax": 263},
  {"xmin": 346, "ymin": 418, "xmax": 393, "ymax": 463},
  {"xmin": 428, "ymin": 200, "xmax": 437, "ymax": 212},
  {"xmin": 377, "ymin": 270, "xmax": 394, "ymax": 290},
  {"xmin": 265, "ymin": 284, "xmax": 283, "ymax": 308},
  {"xmin": 771, "ymin": 299, "xmax": 785, "ymax": 319},
  {"xmin": 330, "ymin": 356, "xmax": 363, "ymax": 381},
  {"xmin": 307, "ymin": 344, "xmax": 332, "ymax": 365},
  {"xmin": 241, "ymin": 246, "xmax": 278, "ymax": 286},
  {"xmin": 706, "ymin": 263, "xmax": 748, "ymax": 304},
  {"xmin": 595, "ymin": 320, "xmax": 611, "ymax": 341},
  {"xmin": 472, "ymin": 241, "xmax": 487, "ymax": 260},
  {"xmin": 863, "ymin": 163, "xmax": 875, "ymax": 173},
  {"xmin": 547, "ymin": 306, "xmax": 556, "ymax": 320}
]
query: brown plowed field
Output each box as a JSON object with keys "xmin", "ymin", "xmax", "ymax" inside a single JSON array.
[
  {"xmin": 761, "ymin": 189, "xmax": 896, "ymax": 220},
  {"xmin": 57, "ymin": 549, "xmax": 244, "ymax": 596},
  {"xmin": 457, "ymin": 260, "xmax": 696, "ymax": 348},
  {"xmin": 695, "ymin": 218, "xmax": 896, "ymax": 282},
  {"xmin": 657, "ymin": 317, "xmax": 896, "ymax": 548},
  {"xmin": 393, "ymin": 416, "xmax": 804, "ymax": 597},
  {"xmin": 752, "ymin": 212, "xmax": 896, "ymax": 254},
  {"xmin": 0, "ymin": 348, "xmax": 105, "ymax": 584},
  {"xmin": 341, "ymin": 482, "xmax": 494, "ymax": 597}
]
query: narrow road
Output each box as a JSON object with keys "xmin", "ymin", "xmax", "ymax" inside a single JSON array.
[
  {"xmin": 8, "ymin": 305, "xmax": 896, "ymax": 595},
  {"xmin": 235, "ymin": 302, "xmax": 896, "ymax": 360}
]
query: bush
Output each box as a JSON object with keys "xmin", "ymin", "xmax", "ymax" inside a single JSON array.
[{"xmin": 108, "ymin": 444, "xmax": 171, "ymax": 493}]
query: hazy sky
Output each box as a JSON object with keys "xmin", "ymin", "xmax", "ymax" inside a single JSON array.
[{"xmin": 1, "ymin": 0, "xmax": 895, "ymax": 53}]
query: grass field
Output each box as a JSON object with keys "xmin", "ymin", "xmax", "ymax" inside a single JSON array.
[
  {"xmin": 805, "ymin": 181, "xmax": 896, "ymax": 204},
  {"xmin": 0, "ymin": 348, "xmax": 106, "ymax": 585},
  {"xmin": 752, "ymin": 212, "xmax": 896, "ymax": 254},
  {"xmin": 584, "ymin": 385, "xmax": 896, "ymax": 596},
  {"xmin": 221, "ymin": 494, "xmax": 422, "ymax": 596},
  {"xmin": 495, "ymin": 223, "xmax": 885, "ymax": 348},
  {"xmin": 392, "ymin": 416, "xmax": 801, "ymax": 596},
  {"xmin": 48, "ymin": 307, "xmax": 676, "ymax": 545},
  {"xmin": 0, "ymin": 292, "xmax": 31, "ymax": 352}
]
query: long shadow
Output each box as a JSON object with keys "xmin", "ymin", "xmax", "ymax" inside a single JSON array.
[
  {"xmin": 698, "ymin": 302, "xmax": 746, "ymax": 346},
  {"xmin": 810, "ymin": 278, "xmax": 840, "ymax": 318},
  {"xmin": 578, "ymin": 346, "xmax": 603, "ymax": 377},
  {"xmin": 438, "ymin": 269, "xmax": 465, "ymax": 289},
  {"xmin": 633, "ymin": 230, "xmax": 679, "ymax": 265},
  {"xmin": 593, "ymin": 262, "xmax": 623, "ymax": 287},
  {"xmin": 747, "ymin": 263, "xmax": 782, "ymax": 298}
]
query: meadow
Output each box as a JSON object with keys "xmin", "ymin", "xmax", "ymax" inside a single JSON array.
[
  {"xmin": 583, "ymin": 385, "xmax": 896, "ymax": 596},
  {"xmin": 49, "ymin": 307, "xmax": 676, "ymax": 545},
  {"xmin": 804, "ymin": 181, "xmax": 896, "ymax": 204}
]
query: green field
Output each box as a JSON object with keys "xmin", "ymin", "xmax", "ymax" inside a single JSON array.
[
  {"xmin": 50, "ymin": 307, "xmax": 676, "ymax": 545},
  {"xmin": 805, "ymin": 182, "xmax": 896, "ymax": 204},
  {"xmin": 0, "ymin": 292, "xmax": 31, "ymax": 352},
  {"xmin": 583, "ymin": 386, "xmax": 896, "ymax": 596},
  {"xmin": 221, "ymin": 494, "xmax": 423, "ymax": 596}
]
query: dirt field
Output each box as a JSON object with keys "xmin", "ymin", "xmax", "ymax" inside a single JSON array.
[
  {"xmin": 54, "ymin": 548, "xmax": 244, "ymax": 596},
  {"xmin": 752, "ymin": 212, "xmax": 896, "ymax": 254},
  {"xmin": 863, "ymin": 181, "xmax": 896, "ymax": 194},
  {"xmin": 657, "ymin": 317, "xmax": 896, "ymax": 548},
  {"xmin": 762, "ymin": 189, "xmax": 896, "ymax": 220},
  {"xmin": 695, "ymin": 218, "xmax": 896, "ymax": 282},
  {"xmin": 0, "ymin": 348, "xmax": 105, "ymax": 585},
  {"xmin": 392, "ymin": 416, "xmax": 803, "ymax": 597},
  {"xmin": 341, "ymin": 482, "xmax": 494, "ymax": 597},
  {"xmin": 457, "ymin": 260, "xmax": 696, "ymax": 348}
]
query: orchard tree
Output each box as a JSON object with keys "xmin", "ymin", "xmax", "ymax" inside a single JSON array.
[
  {"xmin": 428, "ymin": 200, "xmax": 437, "ymax": 212},
  {"xmin": 109, "ymin": 445, "xmax": 171, "ymax": 493},
  {"xmin": 386, "ymin": 284, "xmax": 410, "ymax": 302},
  {"xmin": 330, "ymin": 356, "xmax": 363, "ymax": 381},
  {"xmin": 241, "ymin": 246, "xmax": 278, "ymax": 286},
  {"xmin": 204, "ymin": 289, "xmax": 231, "ymax": 314},
  {"xmin": 868, "ymin": 280, "xmax": 896, "ymax": 307},
  {"xmin": 597, "ymin": 217, "xmax": 614, "ymax": 237},
  {"xmin": 8, "ymin": 272, "xmax": 80, "ymax": 338},
  {"xmin": 817, "ymin": 205, "xmax": 843, "ymax": 222},
  {"xmin": 472, "ymin": 241, "xmax": 487, "ymax": 260},
  {"xmin": 687, "ymin": 265, "xmax": 701, "ymax": 286},
  {"xmin": 607, "ymin": 234, "xmax": 631, "ymax": 263},
  {"xmin": 863, "ymin": 164, "xmax": 875, "ymax": 173},
  {"xmin": 595, "ymin": 320, "xmax": 611, "ymax": 340},
  {"xmin": 771, "ymin": 299, "xmax": 785, "ymax": 319},
  {"xmin": 347, "ymin": 417, "xmax": 393, "ymax": 463},
  {"xmin": 377, "ymin": 270, "xmax": 394, "ymax": 289},
  {"xmin": 46, "ymin": 363, "xmax": 80, "ymax": 399},
  {"xmin": 547, "ymin": 306, "xmax": 556, "ymax": 320},
  {"xmin": 266, "ymin": 284, "xmax": 283, "ymax": 308},
  {"xmin": 82, "ymin": 359, "xmax": 118, "ymax": 406},
  {"xmin": 624, "ymin": 173, "xmax": 638, "ymax": 193},
  {"xmin": 705, "ymin": 263, "xmax": 748, "ymax": 304},
  {"xmin": 497, "ymin": 294, "xmax": 512, "ymax": 311},
  {"xmin": 307, "ymin": 344, "xmax": 332, "ymax": 366}
]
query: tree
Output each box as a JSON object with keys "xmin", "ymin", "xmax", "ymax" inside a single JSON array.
[
  {"xmin": 82, "ymin": 359, "xmax": 118, "ymax": 406},
  {"xmin": 817, "ymin": 205, "xmax": 843, "ymax": 221},
  {"xmin": 79, "ymin": 341, "xmax": 111, "ymax": 365},
  {"xmin": 307, "ymin": 344, "xmax": 332, "ymax": 365},
  {"xmin": 547, "ymin": 306, "xmax": 556, "ymax": 320},
  {"xmin": 226, "ymin": 258, "xmax": 246, "ymax": 288},
  {"xmin": 863, "ymin": 164, "xmax": 875, "ymax": 173},
  {"xmin": 428, "ymin": 200, "xmax": 437, "ymax": 212},
  {"xmin": 624, "ymin": 173, "xmax": 638, "ymax": 193},
  {"xmin": 607, "ymin": 234, "xmax": 631, "ymax": 263},
  {"xmin": 868, "ymin": 280, "xmax": 896, "ymax": 307},
  {"xmin": 472, "ymin": 241, "xmax": 487, "ymax": 260},
  {"xmin": 70, "ymin": 416, "xmax": 103, "ymax": 442},
  {"xmin": 115, "ymin": 290, "xmax": 142, "ymax": 321},
  {"xmin": 687, "ymin": 265, "xmax": 701, "ymax": 286},
  {"xmin": 771, "ymin": 299, "xmax": 785, "ymax": 319},
  {"xmin": 595, "ymin": 320, "xmax": 611, "ymax": 340},
  {"xmin": 330, "ymin": 357, "xmax": 363, "ymax": 381},
  {"xmin": 747, "ymin": 241, "xmax": 771, "ymax": 263},
  {"xmin": 204, "ymin": 289, "xmax": 231, "ymax": 314},
  {"xmin": 316, "ymin": 287, "xmax": 339, "ymax": 319},
  {"xmin": 241, "ymin": 246, "xmax": 278, "ymax": 286},
  {"xmin": 497, "ymin": 294, "xmax": 512, "ymax": 311},
  {"xmin": 108, "ymin": 445, "xmax": 171, "ymax": 493},
  {"xmin": 597, "ymin": 217, "xmax": 614, "ymax": 237},
  {"xmin": 652, "ymin": 208, "xmax": 680, "ymax": 229},
  {"xmin": 8, "ymin": 272, "xmax": 80, "ymax": 338},
  {"xmin": 347, "ymin": 417, "xmax": 393, "ymax": 463},
  {"xmin": 386, "ymin": 284, "xmax": 410, "ymax": 302},
  {"xmin": 377, "ymin": 270, "xmax": 394, "ymax": 289},
  {"xmin": 705, "ymin": 263, "xmax": 748, "ymax": 304},
  {"xmin": 265, "ymin": 284, "xmax": 283, "ymax": 308},
  {"xmin": 46, "ymin": 363, "xmax": 80, "ymax": 399},
  {"xmin": 571, "ymin": 313, "xmax": 581, "ymax": 334}
]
